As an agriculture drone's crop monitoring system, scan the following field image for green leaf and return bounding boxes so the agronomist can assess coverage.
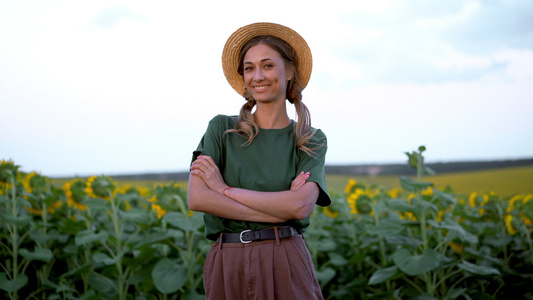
[393,248,440,275]
[1,214,32,226]
[92,252,118,265]
[349,252,366,264]
[317,239,337,252]
[83,198,109,211]
[388,199,415,213]
[88,273,116,295]
[167,228,185,241]
[180,289,206,300]
[126,267,151,285]
[78,290,97,300]
[152,258,187,294]
[405,151,419,169]
[42,278,77,293]
[0,272,28,293]
[59,263,92,278]
[368,266,398,285]
[41,278,60,289]
[134,232,170,248]
[385,235,422,248]
[427,219,478,243]
[366,218,403,237]
[372,202,388,216]
[19,247,53,263]
[483,235,512,247]
[399,176,433,192]
[432,189,456,206]
[468,292,496,300]
[62,243,78,255]
[462,248,500,265]
[414,199,439,216]
[415,295,438,300]
[444,288,467,300]
[315,267,336,286]
[423,166,436,176]
[75,230,109,246]
[163,212,202,232]
[56,282,77,293]
[29,230,53,244]
[328,253,348,266]
[458,260,500,276]
[119,208,152,224]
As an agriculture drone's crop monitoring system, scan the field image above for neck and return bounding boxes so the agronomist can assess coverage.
[253,101,291,129]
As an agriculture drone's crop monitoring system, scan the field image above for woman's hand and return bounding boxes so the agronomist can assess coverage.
[290,171,310,191]
[226,170,318,220]
[189,155,228,194]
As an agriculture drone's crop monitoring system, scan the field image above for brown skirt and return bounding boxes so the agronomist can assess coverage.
[203,230,324,300]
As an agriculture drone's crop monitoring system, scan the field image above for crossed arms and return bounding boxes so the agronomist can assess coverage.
[187,155,319,223]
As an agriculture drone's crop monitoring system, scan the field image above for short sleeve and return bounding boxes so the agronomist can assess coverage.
[191,115,228,168]
[298,129,331,207]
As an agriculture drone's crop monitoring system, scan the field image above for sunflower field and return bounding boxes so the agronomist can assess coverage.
[1,146,532,299]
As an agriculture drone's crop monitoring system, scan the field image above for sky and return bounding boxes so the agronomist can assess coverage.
[1,0,532,177]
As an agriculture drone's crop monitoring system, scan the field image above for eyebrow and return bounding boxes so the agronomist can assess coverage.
[244,58,275,65]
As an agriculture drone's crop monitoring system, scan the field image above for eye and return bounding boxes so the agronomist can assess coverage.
[264,64,273,69]
[244,66,253,72]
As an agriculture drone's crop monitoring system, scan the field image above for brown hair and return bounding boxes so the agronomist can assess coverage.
[225,35,320,156]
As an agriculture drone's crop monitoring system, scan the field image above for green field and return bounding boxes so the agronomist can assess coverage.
[53,165,533,197]
[7,163,533,299]
[326,165,533,196]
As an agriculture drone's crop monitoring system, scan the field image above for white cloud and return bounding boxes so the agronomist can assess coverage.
[493,49,533,81]
[414,1,481,28]
[429,47,492,71]
[1,0,532,176]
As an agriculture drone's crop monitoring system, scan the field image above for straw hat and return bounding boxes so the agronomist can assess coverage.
[222,22,313,96]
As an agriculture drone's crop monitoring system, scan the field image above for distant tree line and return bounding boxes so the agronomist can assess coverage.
[325,158,533,176]
[98,158,533,181]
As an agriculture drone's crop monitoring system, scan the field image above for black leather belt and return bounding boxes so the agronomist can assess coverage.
[216,226,298,243]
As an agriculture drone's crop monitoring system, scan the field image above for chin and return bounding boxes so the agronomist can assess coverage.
[252,94,268,102]
[255,98,276,104]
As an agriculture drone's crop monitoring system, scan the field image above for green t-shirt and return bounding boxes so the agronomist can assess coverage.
[192,114,331,241]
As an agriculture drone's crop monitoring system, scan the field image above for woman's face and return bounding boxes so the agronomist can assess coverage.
[242,43,293,104]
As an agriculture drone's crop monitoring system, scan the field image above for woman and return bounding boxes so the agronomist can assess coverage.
[188,22,331,300]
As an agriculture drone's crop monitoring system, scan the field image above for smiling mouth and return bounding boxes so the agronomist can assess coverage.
[253,85,269,91]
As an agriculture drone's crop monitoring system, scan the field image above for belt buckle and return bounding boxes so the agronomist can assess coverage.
[289,226,296,236]
[240,230,252,243]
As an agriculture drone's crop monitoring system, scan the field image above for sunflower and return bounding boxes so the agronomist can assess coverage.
[505,214,517,235]
[323,206,339,218]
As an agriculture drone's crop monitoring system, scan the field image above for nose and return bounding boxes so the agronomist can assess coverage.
[253,68,264,81]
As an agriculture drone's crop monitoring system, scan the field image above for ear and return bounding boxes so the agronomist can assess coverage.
[286,61,295,81]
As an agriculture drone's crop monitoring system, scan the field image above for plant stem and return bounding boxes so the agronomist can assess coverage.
[373,203,392,292]
[435,267,462,291]
[420,207,428,251]
[108,191,125,300]
[416,150,433,295]
[523,227,533,265]
[9,175,19,300]
[402,275,425,294]
[424,272,433,295]
[416,151,423,183]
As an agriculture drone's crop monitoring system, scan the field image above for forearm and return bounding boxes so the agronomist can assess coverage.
[187,175,286,223]
[188,155,318,221]
[224,182,319,220]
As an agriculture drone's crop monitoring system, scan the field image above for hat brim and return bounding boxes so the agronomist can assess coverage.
[222,22,312,96]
